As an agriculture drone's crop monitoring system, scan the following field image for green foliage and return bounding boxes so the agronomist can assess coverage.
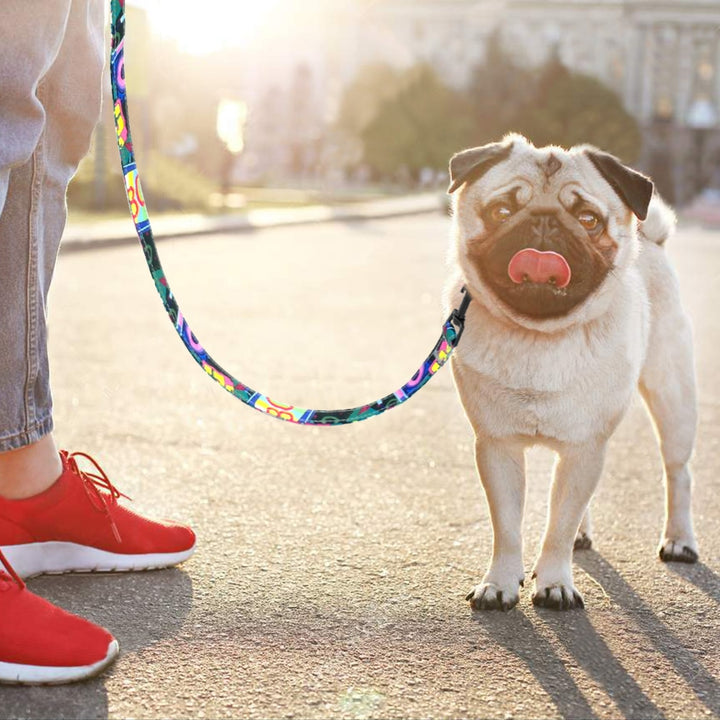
[141,151,218,210]
[341,64,473,180]
[68,146,217,213]
[513,60,642,163]
[336,63,406,137]
[338,36,643,180]
[464,32,537,146]
[146,42,230,180]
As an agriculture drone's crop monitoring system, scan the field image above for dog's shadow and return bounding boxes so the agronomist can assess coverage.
[473,610,603,719]
[573,553,720,717]
[474,606,665,720]
[476,553,720,720]
[664,559,720,604]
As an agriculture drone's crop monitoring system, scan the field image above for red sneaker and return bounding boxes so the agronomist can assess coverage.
[0,549,118,684]
[0,451,196,578]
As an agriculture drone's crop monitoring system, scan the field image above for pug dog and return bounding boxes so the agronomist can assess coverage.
[445,134,698,611]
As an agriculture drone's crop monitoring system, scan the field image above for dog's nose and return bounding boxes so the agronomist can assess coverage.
[529,213,565,248]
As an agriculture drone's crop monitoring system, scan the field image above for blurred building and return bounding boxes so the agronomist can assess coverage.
[340,0,720,202]
[118,0,719,202]
[499,0,720,203]
[339,0,502,89]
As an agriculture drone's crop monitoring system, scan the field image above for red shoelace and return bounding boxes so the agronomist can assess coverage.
[0,548,26,590]
[62,451,132,544]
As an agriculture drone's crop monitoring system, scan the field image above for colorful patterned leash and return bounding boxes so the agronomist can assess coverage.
[109,0,471,425]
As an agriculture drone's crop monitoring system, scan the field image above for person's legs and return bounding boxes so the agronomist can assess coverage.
[0,436,62,499]
[0,0,105,499]
[0,0,194,684]
[0,0,117,685]
[0,0,74,461]
[0,0,195,576]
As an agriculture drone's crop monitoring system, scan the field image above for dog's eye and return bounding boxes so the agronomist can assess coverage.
[577,211,600,231]
[488,203,513,224]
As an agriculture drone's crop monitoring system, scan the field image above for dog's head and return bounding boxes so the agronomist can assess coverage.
[448,134,655,330]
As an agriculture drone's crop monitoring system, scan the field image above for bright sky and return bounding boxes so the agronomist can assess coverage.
[134,0,342,55]
[142,0,283,54]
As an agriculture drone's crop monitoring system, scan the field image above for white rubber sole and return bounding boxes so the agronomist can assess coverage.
[1,541,196,579]
[0,639,119,685]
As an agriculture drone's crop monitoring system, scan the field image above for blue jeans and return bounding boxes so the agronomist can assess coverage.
[0,0,104,451]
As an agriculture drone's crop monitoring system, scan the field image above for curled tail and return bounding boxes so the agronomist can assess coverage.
[639,194,677,246]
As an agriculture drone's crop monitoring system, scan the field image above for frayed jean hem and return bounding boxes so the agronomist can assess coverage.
[0,415,54,453]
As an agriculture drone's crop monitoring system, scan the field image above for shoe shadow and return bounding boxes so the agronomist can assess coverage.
[0,683,108,720]
[473,610,600,720]
[27,567,194,653]
[1,568,193,720]
[573,552,720,718]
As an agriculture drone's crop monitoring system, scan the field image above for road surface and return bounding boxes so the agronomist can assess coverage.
[4,212,719,719]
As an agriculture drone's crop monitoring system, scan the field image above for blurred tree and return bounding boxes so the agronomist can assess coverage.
[337,36,640,184]
[336,63,405,137]
[357,64,473,181]
[144,40,235,191]
[464,31,537,146]
[515,55,642,163]
[464,41,641,162]
[288,63,319,178]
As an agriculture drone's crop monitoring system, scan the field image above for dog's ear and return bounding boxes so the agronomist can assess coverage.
[448,141,514,194]
[584,149,654,221]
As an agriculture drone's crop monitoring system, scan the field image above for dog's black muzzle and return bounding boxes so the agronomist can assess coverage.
[475,211,610,319]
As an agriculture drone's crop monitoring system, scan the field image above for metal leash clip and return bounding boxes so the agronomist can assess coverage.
[448,286,472,348]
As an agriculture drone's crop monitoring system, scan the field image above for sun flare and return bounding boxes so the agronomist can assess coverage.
[143,0,285,55]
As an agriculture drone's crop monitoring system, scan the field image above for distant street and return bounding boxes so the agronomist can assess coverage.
[4,212,719,719]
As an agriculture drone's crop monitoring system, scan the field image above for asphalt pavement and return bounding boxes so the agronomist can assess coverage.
[3,210,719,719]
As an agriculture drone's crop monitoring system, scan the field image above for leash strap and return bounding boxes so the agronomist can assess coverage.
[109,0,470,425]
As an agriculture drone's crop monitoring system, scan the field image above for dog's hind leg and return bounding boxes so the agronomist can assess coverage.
[639,345,698,562]
[574,507,593,551]
[466,437,526,612]
[639,374,698,562]
[639,248,698,563]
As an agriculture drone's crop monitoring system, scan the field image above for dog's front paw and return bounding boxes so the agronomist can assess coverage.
[466,580,522,612]
[659,538,698,564]
[531,579,584,610]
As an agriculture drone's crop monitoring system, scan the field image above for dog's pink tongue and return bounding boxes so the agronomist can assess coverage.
[508,249,571,288]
